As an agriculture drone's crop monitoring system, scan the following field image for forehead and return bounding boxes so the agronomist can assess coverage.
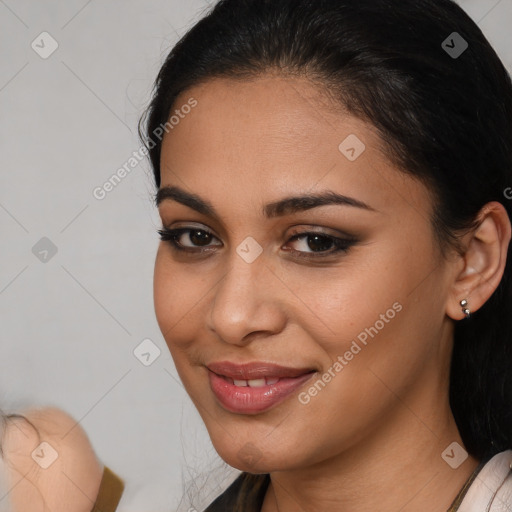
[163,74,370,165]
[159,75,431,220]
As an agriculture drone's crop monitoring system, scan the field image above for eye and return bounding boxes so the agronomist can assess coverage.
[284,232,356,258]
[157,227,221,250]
[158,225,357,260]
[288,233,338,253]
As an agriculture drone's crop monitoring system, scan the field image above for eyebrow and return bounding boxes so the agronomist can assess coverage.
[155,185,376,218]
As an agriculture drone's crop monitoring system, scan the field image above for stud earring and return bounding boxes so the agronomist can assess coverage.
[460,299,471,319]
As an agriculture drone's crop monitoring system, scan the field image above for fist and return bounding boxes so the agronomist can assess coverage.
[0,407,104,512]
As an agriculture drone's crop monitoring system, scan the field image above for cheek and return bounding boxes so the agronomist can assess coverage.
[153,249,206,350]
[290,254,404,347]
[293,239,439,385]
[153,250,174,334]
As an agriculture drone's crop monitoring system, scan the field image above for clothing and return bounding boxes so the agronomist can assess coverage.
[204,450,512,512]
[456,450,512,511]
[91,466,125,512]
[204,472,269,512]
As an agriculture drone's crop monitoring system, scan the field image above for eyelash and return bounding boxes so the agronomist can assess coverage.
[157,226,357,260]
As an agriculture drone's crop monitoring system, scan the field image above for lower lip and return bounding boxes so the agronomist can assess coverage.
[208,370,315,414]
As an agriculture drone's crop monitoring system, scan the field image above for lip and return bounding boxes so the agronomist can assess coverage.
[207,361,315,380]
[207,361,316,414]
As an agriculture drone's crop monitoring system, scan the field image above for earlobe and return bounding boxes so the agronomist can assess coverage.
[446,201,511,321]
[459,299,471,319]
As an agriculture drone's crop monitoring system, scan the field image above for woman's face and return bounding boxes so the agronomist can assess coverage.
[154,75,458,473]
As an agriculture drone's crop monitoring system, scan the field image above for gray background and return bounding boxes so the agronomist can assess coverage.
[1,0,511,510]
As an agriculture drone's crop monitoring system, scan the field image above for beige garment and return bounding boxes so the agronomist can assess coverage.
[456,450,512,512]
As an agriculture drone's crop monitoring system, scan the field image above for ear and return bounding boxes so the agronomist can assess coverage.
[446,201,511,321]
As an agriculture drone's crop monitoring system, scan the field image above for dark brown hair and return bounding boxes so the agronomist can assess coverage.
[140,0,512,465]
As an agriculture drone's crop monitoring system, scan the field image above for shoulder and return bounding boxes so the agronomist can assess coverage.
[458,450,512,511]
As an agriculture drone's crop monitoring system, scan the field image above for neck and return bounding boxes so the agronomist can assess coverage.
[261,385,479,512]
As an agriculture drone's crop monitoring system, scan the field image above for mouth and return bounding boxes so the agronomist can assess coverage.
[206,361,317,414]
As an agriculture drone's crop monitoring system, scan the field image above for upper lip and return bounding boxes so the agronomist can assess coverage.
[207,361,316,380]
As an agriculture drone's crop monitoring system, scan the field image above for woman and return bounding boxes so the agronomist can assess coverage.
[140,0,512,510]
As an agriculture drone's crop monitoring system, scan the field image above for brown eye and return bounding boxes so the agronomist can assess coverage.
[157,226,356,260]
[305,234,335,252]
[188,229,213,246]
[287,233,354,255]
[157,227,222,250]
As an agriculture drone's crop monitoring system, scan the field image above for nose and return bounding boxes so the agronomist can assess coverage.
[206,249,287,346]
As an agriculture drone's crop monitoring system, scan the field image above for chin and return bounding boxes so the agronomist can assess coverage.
[210,435,298,473]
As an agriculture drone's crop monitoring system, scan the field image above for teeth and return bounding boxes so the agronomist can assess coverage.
[230,377,281,387]
[247,378,266,388]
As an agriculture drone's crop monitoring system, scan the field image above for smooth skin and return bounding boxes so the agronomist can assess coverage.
[153,74,511,512]
[1,407,104,512]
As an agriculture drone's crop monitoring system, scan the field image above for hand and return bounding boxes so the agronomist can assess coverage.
[1,407,104,512]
